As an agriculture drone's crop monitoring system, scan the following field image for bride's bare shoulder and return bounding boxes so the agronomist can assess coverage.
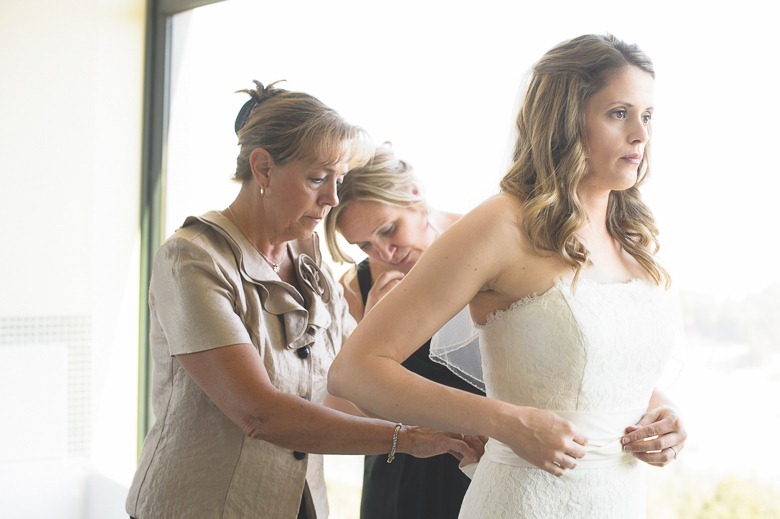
[432,193,532,278]
[456,193,524,230]
[478,192,523,212]
[425,193,526,270]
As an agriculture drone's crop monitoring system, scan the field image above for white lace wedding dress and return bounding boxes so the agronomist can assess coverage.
[458,278,678,518]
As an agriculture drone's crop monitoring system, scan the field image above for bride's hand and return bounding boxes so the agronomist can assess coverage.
[621,405,686,467]
[502,406,588,477]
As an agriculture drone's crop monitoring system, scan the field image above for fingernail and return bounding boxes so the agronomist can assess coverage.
[621,437,630,445]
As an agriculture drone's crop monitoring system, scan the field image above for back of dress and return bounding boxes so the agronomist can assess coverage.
[459,278,678,519]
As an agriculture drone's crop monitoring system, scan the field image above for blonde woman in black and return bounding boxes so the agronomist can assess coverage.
[324,145,486,519]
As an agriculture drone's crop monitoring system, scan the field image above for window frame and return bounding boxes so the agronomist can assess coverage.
[138,0,228,449]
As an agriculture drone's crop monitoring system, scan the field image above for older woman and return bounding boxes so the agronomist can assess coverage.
[125,81,480,519]
[329,35,688,518]
[323,145,486,519]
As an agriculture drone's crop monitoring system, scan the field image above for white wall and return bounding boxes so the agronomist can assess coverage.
[0,0,146,517]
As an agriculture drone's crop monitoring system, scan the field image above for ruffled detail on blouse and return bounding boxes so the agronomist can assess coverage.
[184,211,334,351]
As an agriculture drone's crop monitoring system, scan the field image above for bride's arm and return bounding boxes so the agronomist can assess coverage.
[329,195,587,476]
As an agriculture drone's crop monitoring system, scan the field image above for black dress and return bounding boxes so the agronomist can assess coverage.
[355,259,485,519]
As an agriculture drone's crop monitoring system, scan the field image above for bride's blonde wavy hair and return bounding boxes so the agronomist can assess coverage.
[501,33,670,287]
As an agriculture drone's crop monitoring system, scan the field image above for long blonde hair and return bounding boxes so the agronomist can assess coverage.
[501,34,669,286]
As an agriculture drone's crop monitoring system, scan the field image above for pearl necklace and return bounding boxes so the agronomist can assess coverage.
[226,206,286,273]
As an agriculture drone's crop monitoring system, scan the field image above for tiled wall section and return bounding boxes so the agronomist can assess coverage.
[0,315,91,457]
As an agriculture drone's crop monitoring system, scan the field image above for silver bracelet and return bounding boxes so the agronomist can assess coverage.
[386,423,403,463]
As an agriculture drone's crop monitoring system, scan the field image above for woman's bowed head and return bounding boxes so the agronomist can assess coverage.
[229,80,375,249]
[329,34,686,517]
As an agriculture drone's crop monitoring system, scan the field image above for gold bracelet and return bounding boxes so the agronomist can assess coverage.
[386,423,403,464]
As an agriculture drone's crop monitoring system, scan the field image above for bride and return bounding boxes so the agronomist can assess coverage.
[329,34,687,518]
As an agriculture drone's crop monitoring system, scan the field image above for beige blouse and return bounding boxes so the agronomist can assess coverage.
[126,211,356,519]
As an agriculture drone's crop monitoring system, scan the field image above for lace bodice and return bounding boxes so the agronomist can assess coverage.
[478,278,676,412]
[459,278,679,518]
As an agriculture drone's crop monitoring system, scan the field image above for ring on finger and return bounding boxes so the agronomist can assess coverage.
[460,433,465,441]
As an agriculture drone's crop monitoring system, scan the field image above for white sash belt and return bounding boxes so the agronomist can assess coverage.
[462,408,645,477]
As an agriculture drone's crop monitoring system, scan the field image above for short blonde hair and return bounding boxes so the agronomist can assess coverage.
[324,144,424,263]
[233,80,372,182]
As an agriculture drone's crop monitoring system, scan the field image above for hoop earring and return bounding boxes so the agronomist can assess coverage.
[260,185,265,198]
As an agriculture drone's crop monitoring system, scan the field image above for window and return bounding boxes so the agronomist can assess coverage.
[145,1,780,517]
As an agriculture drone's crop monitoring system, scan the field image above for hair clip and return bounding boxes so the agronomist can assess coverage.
[234,97,260,134]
